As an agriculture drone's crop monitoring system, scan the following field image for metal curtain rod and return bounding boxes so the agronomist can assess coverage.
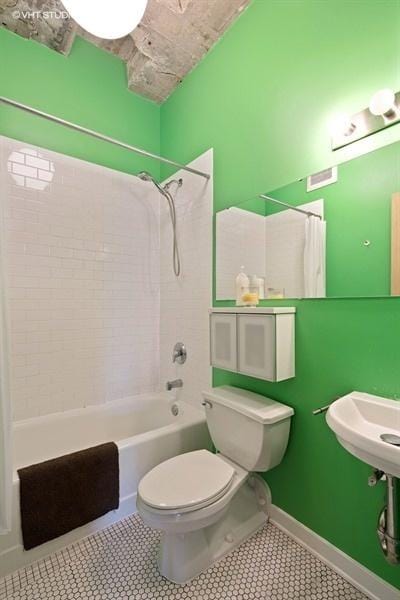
[0,96,210,180]
[259,194,322,220]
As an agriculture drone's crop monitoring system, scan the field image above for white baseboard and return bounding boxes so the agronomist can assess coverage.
[269,504,399,600]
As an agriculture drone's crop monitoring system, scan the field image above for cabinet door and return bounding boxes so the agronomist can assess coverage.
[237,315,275,380]
[210,313,237,371]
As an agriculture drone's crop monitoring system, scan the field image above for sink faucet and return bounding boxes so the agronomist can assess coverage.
[166,379,183,391]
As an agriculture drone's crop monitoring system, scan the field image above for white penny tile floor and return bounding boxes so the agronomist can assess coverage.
[0,515,369,600]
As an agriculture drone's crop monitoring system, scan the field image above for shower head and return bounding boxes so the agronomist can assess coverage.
[137,171,153,182]
[137,171,183,191]
[137,171,164,193]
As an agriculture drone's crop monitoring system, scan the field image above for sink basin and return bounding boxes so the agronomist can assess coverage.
[326,391,400,477]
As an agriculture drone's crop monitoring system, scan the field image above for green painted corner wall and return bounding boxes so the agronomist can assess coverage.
[161,0,400,589]
[0,29,160,178]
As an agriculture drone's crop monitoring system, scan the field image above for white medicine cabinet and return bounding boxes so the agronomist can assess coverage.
[210,308,295,382]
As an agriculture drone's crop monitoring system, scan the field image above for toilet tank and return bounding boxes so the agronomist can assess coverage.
[202,386,294,472]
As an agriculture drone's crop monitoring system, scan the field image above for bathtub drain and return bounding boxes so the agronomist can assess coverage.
[171,403,179,417]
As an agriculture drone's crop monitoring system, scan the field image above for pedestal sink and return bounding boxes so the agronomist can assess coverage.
[326,391,400,565]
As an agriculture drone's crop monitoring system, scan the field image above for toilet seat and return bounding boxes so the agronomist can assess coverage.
[138,450,235,513]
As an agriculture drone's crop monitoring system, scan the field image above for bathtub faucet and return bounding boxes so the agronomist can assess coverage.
[166,379,183,391]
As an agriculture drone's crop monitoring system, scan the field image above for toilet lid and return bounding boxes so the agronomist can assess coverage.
[138,450,235,511]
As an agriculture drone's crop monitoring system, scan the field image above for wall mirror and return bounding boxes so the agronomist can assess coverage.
[216,140,400,299]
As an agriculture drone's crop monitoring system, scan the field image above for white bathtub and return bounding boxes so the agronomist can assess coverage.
[0,393,212,577]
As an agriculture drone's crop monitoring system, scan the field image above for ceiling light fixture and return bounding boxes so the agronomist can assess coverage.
[369,88,399,122]
[62,0,148,40]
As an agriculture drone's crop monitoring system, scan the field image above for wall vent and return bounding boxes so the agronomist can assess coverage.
[307,166,338,192]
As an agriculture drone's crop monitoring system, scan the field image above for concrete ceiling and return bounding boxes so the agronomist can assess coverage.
[0,0,250,103]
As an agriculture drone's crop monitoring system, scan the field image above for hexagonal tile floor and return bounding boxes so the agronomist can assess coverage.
[0,515,368,599]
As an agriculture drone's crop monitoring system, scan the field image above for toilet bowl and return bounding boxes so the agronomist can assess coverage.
[137,451,244,531]
[137,386,294,583]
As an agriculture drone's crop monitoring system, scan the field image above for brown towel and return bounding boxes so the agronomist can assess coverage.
[18,442,119,550]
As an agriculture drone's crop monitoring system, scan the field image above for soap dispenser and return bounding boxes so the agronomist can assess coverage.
[235,266,249,306]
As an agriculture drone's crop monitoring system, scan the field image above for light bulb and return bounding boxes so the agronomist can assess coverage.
[62,0,148,40]
[369,88,398,120]
[329,113,356,138]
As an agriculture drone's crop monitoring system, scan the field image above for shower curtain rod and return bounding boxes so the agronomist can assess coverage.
[259,194,322,219]
[0,96,210,180]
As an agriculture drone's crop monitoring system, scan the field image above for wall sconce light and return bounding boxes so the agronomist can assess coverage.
[330,88,400,150]
[369,88,399,123]
[329,113,357,138]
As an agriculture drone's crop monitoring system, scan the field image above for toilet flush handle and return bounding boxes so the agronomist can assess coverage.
[202,400,213,409]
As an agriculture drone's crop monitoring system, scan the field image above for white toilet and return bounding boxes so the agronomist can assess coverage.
[136,385,294,583]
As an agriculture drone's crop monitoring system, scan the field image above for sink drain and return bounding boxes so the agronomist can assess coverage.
[380,433,400,446]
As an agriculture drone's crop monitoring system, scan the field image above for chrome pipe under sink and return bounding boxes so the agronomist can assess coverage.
[377,475,400,565]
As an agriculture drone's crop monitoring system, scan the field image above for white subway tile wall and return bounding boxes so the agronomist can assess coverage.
[216,207,266,300]
[7,148,55,191]
[0,137,161,420]
[216,200,324,300]
[264,199,324,298]
[159,150,213,408]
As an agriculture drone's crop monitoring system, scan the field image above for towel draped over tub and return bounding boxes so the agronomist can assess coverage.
[18,442,119,550]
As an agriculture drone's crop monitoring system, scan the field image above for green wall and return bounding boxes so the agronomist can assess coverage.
[268,141,400,297]
[2,0,400,590]
[0,29,160,179]
[161,0,400,589]
[217,140,400,298]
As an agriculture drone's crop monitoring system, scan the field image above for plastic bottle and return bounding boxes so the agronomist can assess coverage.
[235,266,249,306]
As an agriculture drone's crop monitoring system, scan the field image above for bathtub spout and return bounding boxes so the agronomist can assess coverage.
[166,379,183,391]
